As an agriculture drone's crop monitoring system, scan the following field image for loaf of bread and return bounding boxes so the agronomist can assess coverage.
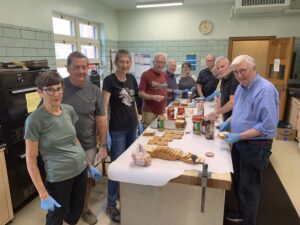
[148,146,204,164]
[132,144,152,167]
[175,119,185,128]
[143,130,155,136]
[172,101,180,106]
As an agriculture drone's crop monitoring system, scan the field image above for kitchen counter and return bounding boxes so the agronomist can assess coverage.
[108,102,232,225]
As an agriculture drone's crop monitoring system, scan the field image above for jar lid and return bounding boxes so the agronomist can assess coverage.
[192,115,203,121]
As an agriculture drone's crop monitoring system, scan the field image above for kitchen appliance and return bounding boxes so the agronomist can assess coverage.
[0,69,46,210]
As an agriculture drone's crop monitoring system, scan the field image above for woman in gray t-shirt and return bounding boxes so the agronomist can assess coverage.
[24,71,100,225]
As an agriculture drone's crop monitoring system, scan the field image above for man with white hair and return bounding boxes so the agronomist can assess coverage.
[219,55,279,225]
[207,56,239,121]
[139,52,168,128]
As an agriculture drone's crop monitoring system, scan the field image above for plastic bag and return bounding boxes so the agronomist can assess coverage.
[131,144,152,167]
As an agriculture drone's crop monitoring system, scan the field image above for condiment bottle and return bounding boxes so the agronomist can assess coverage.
[202,118,209,134]
[177,106,185,116]
[205,119,215,139]
[157,115,165,132]
[188,91,193,103]
[192,115,203,135]
[197,97,205,116]
[167,106,175,120]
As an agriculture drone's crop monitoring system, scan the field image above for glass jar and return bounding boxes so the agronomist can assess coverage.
[188,91,193,103]
[202,118,209,134]
[205,119,215,140]
[195,97,205,116]
[177,106,185,116]
[192,115,203,135]
[167,106,175,120]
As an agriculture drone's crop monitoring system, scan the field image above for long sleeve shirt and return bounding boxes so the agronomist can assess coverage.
[231,74,279,139]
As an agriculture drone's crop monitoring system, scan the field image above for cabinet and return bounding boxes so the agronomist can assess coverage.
[0,145,13,225]
[286,97,300,141]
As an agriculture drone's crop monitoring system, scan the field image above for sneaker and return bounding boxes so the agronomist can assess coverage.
[225,212,243,223]
[81,208,98,225]
[106,206,120,223]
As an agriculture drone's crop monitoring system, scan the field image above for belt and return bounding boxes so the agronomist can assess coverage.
[239,139,273,145]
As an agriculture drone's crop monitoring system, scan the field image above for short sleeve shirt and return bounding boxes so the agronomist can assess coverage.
[24,104,87,182]
[62,77,105,150]
[139,69,168,115]
[102,73,138,131]
[220,71,239,120]
[196,68,219,97]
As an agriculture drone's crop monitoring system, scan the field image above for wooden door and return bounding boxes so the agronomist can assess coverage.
[228,36,275,76]
[265,37,295,120]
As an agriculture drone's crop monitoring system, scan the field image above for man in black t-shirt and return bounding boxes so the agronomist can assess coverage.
[207,56,239,121]
[196,54,218,97]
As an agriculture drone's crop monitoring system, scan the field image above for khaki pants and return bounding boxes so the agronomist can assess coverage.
[142,112,157,129]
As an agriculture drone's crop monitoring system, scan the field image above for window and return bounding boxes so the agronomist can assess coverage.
[55,43,75,59]
[79,23,97,39]
[52,12,101,76]
[52,17,74,36]
[81,45,98,59]
[186,55,197,70]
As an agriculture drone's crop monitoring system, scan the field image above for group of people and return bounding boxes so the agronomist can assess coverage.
[25,50,140,225]
[24,49,278,225]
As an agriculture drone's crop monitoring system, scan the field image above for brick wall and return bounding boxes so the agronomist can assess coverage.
[0,23,56,69]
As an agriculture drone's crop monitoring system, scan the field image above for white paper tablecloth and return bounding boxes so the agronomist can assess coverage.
[108,101,233,186]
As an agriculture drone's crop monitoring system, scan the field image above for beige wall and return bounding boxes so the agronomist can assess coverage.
[0,0,119,40]
[117,3,300,41]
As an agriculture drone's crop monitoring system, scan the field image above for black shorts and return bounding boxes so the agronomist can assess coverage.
[45,168,88,225]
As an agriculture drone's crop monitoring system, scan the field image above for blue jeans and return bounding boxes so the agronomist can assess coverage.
[107,129,136,207]
[231,140,272,225]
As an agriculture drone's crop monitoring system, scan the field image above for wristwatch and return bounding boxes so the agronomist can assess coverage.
[99,143,107,148]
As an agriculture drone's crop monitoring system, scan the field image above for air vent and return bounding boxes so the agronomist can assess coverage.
[241,0,287,7]
[233,0,290,14]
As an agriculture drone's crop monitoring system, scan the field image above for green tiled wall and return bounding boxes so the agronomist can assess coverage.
[118,39,228,76]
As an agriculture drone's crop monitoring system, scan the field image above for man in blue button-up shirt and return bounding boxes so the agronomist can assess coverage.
[219,55,279,225]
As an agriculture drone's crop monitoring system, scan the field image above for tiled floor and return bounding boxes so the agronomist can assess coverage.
[270,139,300,217]
[8,140,300,225]
[9,177,118,225]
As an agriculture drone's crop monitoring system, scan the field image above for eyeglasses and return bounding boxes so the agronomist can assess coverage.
[233,68,248,76]
[43,87,63,95]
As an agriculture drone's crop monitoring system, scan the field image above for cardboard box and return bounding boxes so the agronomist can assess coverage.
[276,128,296,141]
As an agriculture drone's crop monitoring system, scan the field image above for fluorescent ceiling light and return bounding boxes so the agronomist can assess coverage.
[136,1,183,8]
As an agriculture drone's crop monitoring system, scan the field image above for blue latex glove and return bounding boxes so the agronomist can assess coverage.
[89,165,102,181]
[224,133,240,144]
[106,132,111,150]
[219,120,231,131]
[191,86,196,93]
[41,196,61,212]
[137,122,144,136]
[182,89,189,94]
[173,89,181,95]
[205,90,220,101]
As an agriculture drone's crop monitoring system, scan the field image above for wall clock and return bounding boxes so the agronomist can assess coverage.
[199,20,213,35]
